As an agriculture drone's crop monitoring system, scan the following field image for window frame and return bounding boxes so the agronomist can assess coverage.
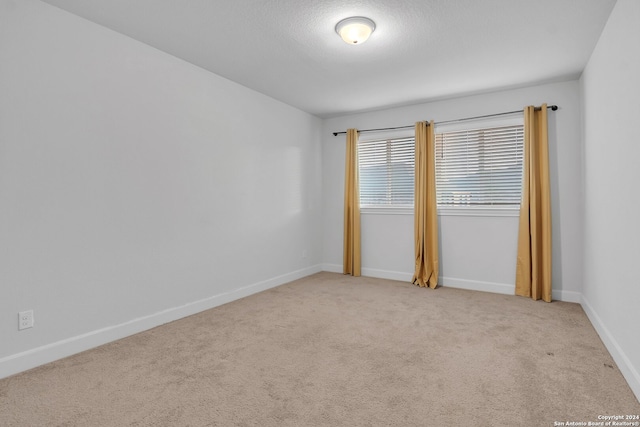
[356,115,524,217]
[358,129,415,215]
[434,114,524,217]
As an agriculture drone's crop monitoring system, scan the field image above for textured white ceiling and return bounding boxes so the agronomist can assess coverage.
[39,0,616,118]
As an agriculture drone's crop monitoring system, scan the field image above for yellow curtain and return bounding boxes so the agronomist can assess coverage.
[412,121,439,289]
[343,128,361,276]
[515,105,552,302]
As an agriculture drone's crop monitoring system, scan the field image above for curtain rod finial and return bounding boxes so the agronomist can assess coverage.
[550,105,558,111]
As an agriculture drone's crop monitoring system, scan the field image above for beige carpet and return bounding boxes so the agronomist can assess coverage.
[1,272,638,426]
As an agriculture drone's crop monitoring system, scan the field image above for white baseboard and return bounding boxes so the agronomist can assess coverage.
[321,263,342,274]
[581,295,640,402]
[441,276,583,303]
[362,268,413,282]
[0,265,322,380]
[323,265,581,303]
[440,276,514,295]
[320,264,412,282]
[323,266,514,295]
[552,289,582,303]
[323,265,514,295]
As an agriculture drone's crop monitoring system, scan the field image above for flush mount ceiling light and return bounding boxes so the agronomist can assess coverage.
[335,16,376,45]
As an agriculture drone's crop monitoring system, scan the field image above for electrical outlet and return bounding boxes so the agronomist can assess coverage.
[18,310,34,330]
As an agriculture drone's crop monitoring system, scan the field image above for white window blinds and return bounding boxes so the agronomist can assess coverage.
[435,124,524,206]
[358,137,415,207]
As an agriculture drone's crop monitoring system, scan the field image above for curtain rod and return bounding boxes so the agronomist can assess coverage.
[331,105,558,136]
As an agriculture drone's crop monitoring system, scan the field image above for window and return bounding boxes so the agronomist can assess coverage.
[356,120,524,211]
[358,137,414,207]
[435,124,524,207]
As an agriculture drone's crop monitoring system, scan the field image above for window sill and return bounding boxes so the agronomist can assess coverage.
[360,206,521,217]
[437,206,520,217]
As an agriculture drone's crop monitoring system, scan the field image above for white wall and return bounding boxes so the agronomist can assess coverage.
[0,0,322,377]
[322,81,583,302]
[579,0,640,401]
